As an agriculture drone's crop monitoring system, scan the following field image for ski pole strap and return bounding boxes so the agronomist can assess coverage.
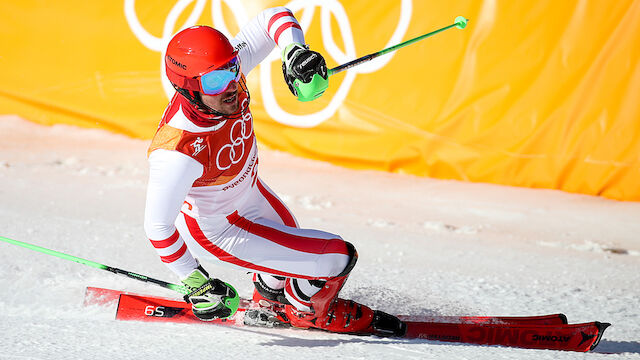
[0,235,188,294]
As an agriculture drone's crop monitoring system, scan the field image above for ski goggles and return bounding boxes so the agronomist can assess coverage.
[198,57,241,95]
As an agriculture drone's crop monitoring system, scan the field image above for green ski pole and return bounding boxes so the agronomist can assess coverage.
[328,16,469,76]
[295,16,468,101]
[0,235,188,294]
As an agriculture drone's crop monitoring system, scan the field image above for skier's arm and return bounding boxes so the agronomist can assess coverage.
[233,7,328,100]
[145,150,240,320]
[232,7,305,75]
[144,149,202,278]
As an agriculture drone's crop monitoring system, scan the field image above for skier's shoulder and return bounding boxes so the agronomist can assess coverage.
[147,124,211,167]
[149,98,219,160]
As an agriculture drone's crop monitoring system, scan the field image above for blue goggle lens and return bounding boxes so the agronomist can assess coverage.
[200,58,240,95]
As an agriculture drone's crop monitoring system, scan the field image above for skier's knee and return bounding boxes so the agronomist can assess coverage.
[320,240,358,278]
[310,239,358,280]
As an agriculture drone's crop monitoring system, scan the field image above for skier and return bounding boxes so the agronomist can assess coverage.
[144,7,377,334]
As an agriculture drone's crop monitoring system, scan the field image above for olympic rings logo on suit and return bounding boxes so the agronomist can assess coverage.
[124,0,412,128]
[216,98,254,170]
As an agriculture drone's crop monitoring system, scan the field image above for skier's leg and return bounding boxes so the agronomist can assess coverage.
[176,210,352,281]
[242,178,373,332]
[282,240,356,313]
[177,210,373,332]
[176,178,373,332]
[246,177,299,228]
[245,178,298,304]
[281,242,375,333]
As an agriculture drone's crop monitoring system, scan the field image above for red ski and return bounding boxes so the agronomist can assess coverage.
[86,287,609,352]
[397,313,568,326]
[402,319,609,352]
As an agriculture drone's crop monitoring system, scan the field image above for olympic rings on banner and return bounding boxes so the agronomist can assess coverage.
[124,0,412,128]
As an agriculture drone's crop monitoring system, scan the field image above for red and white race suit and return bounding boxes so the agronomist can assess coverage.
[144,7,350,311]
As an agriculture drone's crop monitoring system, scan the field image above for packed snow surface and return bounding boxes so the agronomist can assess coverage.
[1,115,639,359]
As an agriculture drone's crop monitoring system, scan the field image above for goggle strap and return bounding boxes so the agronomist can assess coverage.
[183,77,201,91]
[166,65,201,91]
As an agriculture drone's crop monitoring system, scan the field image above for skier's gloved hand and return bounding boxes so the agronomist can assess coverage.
[181,266,239,321]
[281,42,329,102]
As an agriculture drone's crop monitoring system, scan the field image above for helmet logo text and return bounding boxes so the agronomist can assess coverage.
[167,54,187,70]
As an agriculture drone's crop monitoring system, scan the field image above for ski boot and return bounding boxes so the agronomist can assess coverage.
[285,298,374,334]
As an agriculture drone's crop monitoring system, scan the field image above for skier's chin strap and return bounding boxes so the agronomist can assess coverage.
[309,242,358,318]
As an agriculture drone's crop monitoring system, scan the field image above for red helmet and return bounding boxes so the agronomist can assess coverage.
[165,26,240,115]
[165,26,237,91]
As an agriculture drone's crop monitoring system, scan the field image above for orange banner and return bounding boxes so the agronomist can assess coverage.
[1,1,638,200]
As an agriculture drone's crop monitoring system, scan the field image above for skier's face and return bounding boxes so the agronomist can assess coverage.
[201,80,239,115]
